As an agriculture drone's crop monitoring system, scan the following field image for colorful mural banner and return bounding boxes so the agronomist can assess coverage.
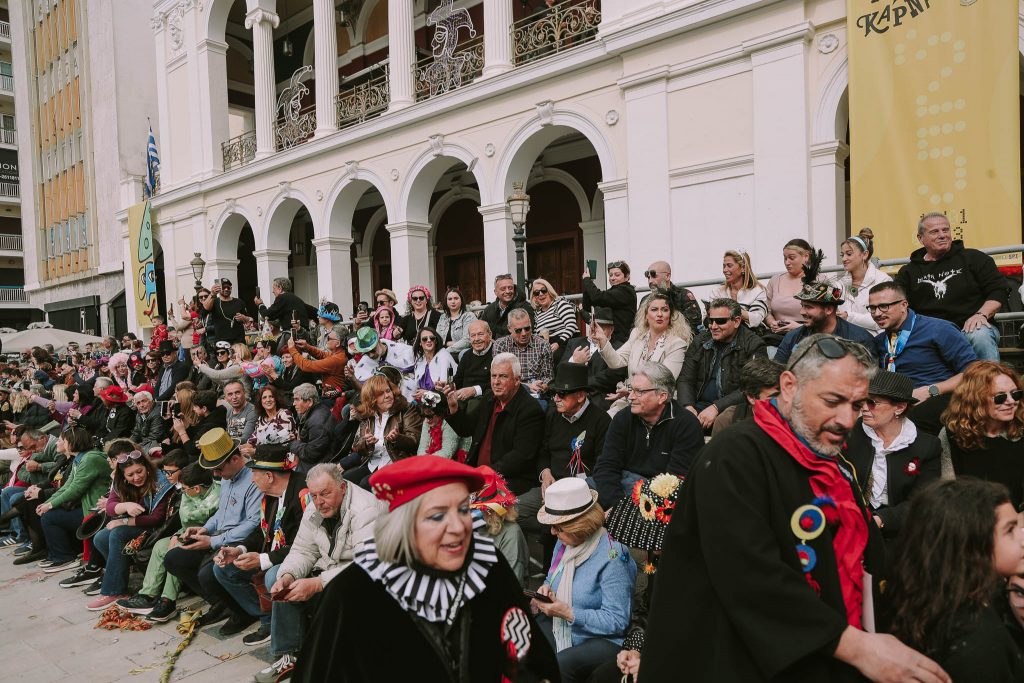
[127,201,158,328]
[847,0,1021,263]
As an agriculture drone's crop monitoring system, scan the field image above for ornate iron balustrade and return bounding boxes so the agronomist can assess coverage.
[413,34,484,101]
[512,0,601,66]
[336,65,390,130]
[221,130,256,170]
[275,103,316,151]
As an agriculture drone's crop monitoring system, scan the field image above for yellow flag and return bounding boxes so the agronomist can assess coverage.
[847,0,1020,263]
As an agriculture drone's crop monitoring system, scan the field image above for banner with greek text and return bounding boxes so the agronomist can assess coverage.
[127,201,158,328]
[847,0,1020,263]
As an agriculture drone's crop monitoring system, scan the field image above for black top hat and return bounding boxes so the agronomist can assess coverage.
[581,307,615,326]
[868,370,918,405]
[158,340,177,355]
[550,363,589,393]
[76,511,109,540]
[250,443,298,472]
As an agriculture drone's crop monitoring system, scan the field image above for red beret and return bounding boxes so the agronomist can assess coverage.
[369,456,486,512]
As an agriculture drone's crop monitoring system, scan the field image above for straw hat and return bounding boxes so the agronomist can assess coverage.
[537,477,598,526]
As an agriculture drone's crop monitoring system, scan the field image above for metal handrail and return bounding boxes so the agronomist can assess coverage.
[0,182,20,198]
[511,0,601,66]
[0,233,22,251]
[0,286,27,303]
[336,65,390,130]
[413,34,484,101]
[0,22,10,41]
[0,127,16,145]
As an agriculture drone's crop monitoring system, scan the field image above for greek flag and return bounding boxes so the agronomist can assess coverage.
[144,124,160,197]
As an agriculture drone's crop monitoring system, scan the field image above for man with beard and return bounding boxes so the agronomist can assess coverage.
[641,335,950,683]
[773,281,875,365]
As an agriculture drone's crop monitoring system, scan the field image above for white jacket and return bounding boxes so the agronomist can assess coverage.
[839,262,891,334]
[277,481,386,585]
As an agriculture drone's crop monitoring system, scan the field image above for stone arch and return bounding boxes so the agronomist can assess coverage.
[527,168,591,223]
[358,0,389,44]
[813,54,849,144]
[203,0,242,44]
[323,168,395,241]
[399,142,488,223]
[494,108,617,202]
[360,206,390,256]
[213,205,259,260]
[263,189,319,251]
[428,187,483,246]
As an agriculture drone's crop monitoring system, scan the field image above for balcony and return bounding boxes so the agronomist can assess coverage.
[275,103,316,152]
[512,0,601,66]
[0,286,27,304]
[336,65,390,131]
[221,130,256,171]
[0,64,12,95]
[0,233,22,253]
[0,127,15,146]
[0,182,19,199]
[413,34,484,102]
[0,21,10,42]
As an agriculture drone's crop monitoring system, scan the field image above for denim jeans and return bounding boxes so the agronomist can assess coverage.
[965,325,1000,361]
[212,561,268,627]
[39,507,84,563]
[265,564,318,657]
[1,486,26,541]
[93,524,146,595]
[535,613,622,683]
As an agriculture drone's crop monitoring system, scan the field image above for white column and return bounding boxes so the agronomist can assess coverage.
[597,180,629,270]
[253,249,291,291]
[312,236,354,313]
[388,0,415,110]
[751,39,812,259]
[810,141,850,260]
[196,39,230,176]
[204,258,241,285]
[478,203,516,291]
[386,222,431,303]
[245,7,280,159]
[312,0,339,137]
[151,18,173,186]
[355,255,374,304]
[427,245,438,296]
[579,219,607,288]
[483,0,513,77]
[623,75,672,271]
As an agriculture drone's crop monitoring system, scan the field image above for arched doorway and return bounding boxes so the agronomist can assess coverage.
[434,197,485,302]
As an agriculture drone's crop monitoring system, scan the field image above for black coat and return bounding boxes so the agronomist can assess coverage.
[843,419,940,537]
[97,404,136,445]
[453,346,493,395]
[293,550,560,683]
[155,357,192,402]
[678,325,767,412]
[641,417,885,682]
[183,406,228,459]
[239,470,307,566]
[399,309,442,345]
[561,337,627,404]
[446,385,544,495]
[290,403,337,472]
[581,278,637,346]
[259,291,310,328]
[480,295,535,339]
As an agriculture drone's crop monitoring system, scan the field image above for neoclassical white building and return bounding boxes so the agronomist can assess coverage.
[128,0,1024,334]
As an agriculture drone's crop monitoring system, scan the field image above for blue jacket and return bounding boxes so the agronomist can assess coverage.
[774,317,877,365]
[203,465,263,550]
[871,310,977,387]
[546,532,636,647]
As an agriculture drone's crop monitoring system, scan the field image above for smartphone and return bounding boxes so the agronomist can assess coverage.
[255,286,261,298]
[272,586,293,602]
[523,589,553,603]
[357,302,369,314]
[586,259,598,278]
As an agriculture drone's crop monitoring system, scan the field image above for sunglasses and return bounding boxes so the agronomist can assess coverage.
[216,349,230,354]
[419,336,437,343]
[410,295,426,302]
[162,466,180,475]
[553,390,578,398]
[198,295,209,300]
[375,299,390,306]
[644,270,667,279]
[607,261,626,270]
[866,299,906,314]
[532,288,548,296]
[993,390,1024,405]
[788,336,849,371]
[146,359,160,364]
[116,449,145,464]
[512,325,532,334]
[707,316,737,326]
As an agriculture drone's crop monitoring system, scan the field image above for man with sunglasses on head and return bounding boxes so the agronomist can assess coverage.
[202,278,246,346]
[678,298,767,431]
[642,261,703,335]
[643,335,951,683]
[480,273,535,339]
[492,308,554,397]
[867,281,977,435]
[773,281,876,366]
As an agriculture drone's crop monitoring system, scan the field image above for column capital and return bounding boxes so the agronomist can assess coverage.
[597,179,628,199]
[312,236,354,249]
[245,7,280,30]
[386,221,432,238]
[478,203,511,219]
[578,219,606,235]
[354,255,374,267]
[810,140,850,166]
[252,248,291,261]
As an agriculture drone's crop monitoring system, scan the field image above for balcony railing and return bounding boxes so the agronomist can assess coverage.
[413,34,484,101]
[0,233,22,251]
[0,65,12,93]
[221,130,256,171]
[0,127,15,146]
[512,0,601,66]
[0,286,27,304]
[336,65,390,130]
[0,21,10,41]
[275,103,316,152]
[0,182,19,198]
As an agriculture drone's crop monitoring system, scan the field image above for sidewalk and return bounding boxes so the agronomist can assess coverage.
[0,551,273,682]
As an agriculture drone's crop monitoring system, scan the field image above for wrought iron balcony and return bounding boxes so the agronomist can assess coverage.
[512,0,601,66]
[413,34,484,101]
[336,65,390,130]
[221,130,256,171]
[275,103,316,151]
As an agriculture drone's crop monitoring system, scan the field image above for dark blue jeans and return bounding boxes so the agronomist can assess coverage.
[212,561,268,627]
[536,613,622,683]
[1,486,26,541]
[39,506,84,563]
[93,524,146,595]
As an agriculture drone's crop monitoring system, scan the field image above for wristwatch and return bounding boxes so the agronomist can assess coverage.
[927,385,940,398]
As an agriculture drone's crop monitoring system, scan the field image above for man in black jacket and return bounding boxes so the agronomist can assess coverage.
[679,298,767,430]
[592,361,703,509]
[288,384,336,472]
[894,212,1009,361]
[255,277,309,331]
[444,352,544,495]
[211,443,309,643]
[562,307,628,412]
[155,340,192,402]
[451,320,494,401]
[479,274,535,339]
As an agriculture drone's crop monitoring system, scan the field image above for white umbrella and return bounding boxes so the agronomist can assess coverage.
[0,328,105,354]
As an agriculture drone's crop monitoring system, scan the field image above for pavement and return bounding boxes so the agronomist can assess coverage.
[0,550,274,683]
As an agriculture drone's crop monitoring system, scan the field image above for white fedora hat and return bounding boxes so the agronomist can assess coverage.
[537,477,598,526]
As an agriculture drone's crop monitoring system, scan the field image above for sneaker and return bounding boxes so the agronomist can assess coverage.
[0,535,20,547]
[12,542,33,557]
[86,594,127,611]
[42,557,81,574]
[254,654,297,683]
[146,597,178,623]
[82,578,103,596]
[37,558,54,568]
[59,565,102,588]
[242,624,271,646]
[218,613,257,637]
[11,549,45,565]
[116,593,156,615]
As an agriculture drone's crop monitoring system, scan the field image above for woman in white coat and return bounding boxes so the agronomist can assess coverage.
[412,326,458,398]
[838,228,891,334]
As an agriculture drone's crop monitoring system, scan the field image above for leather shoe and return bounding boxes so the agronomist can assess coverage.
[12,549,46,565]
[218,613,257,637]
[196,602,229,627]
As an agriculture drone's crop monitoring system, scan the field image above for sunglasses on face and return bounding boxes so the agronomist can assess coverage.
[376,299,390,306]
[410,296,426,302]
[532,288,548,296]
[993,390,1024,405]
[866,299,906,314]
[861,398,893,411]
[644,270,667,279]
[512,325,532,334]
[553,390,577,398]
[419,336,437,343]
[116,450,144,464]
[198,295,209,300]
[216,350,230,355]
[162,467,180,475]
[707,317,737,326]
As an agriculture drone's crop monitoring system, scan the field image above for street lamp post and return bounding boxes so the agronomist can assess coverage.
[190,253,206,296]
[506,181,531,292]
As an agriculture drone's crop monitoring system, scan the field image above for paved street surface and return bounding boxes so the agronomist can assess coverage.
[0,551,272,683]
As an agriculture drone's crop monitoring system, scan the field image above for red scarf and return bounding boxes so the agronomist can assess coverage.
[754,400,868,627]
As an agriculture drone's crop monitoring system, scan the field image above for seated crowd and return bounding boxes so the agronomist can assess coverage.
[0,210,1022,683]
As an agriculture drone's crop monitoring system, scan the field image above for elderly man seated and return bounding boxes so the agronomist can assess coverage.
[252,463,385,683]
[288,383,337,472]
[492,308,554,397]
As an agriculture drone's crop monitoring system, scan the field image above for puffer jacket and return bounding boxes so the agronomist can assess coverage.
[277,482,385,586]
[677,324,767,412]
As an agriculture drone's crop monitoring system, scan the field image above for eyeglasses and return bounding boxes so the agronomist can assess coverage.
[216,350,230,355]
[993,389,1024,405]
[511,325,532,334]
[419,336,437,343]
[146,359,160,364]
[410,295,426,302]
[375,299,390,306]
[707,317,737,326]
[162,466,180,475]
[644,270,668,279]
[866,299,906,314]
[553,390,579,398]
[198,295,209,300]
[861,397,894,411]
[532,288,548,296]
[788,336,849,371]
[115,449,144,464]
[626,385,660,396]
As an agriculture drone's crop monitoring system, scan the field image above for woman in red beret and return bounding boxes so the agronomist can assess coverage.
[292,455,560,683]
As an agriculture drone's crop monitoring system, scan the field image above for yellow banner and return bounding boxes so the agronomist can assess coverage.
[127,201,158,328]
[847,0,1020,264]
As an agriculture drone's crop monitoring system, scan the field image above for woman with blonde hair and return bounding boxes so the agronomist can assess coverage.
[195,341,253,395]
[531,277,580,360]
[708,249,768,328]
[940,360,1024,508]
[765,238,814,335]
[342,374,423,489]
[838,228,890,333]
